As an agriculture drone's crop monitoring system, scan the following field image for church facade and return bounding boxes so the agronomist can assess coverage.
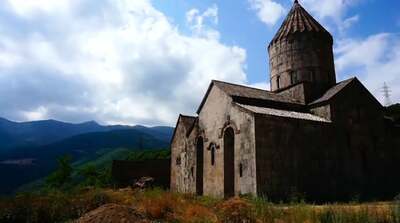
[170,1,400,201]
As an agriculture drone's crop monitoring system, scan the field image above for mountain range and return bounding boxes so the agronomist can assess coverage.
[0,118,174,195]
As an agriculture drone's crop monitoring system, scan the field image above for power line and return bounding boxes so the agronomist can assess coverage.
[381,82,392,106]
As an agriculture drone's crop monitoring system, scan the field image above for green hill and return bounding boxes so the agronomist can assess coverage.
[0,128,172,195]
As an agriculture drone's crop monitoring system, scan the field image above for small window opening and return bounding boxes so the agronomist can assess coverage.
[176,157,181,166]
[290,71,298,85]
[346,132,351,149]
[357,107,361,120]
[190,167,194,177]
[239,163,243,178]
[276,76,281,89]
[310,70,315,81]
[210,144,216,166]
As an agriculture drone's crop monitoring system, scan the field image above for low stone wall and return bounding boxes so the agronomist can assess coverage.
[112,159,170,188]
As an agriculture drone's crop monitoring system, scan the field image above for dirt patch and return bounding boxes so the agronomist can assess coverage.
[75,203,150,223]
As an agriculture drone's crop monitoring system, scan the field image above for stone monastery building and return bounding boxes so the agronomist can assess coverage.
[170,0,400,201]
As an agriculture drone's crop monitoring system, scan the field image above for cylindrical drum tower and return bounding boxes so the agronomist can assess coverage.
[268,1,336,95]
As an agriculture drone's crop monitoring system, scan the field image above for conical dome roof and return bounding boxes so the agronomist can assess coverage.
[269,0,332,46]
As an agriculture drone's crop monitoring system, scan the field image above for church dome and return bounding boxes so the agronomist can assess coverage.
[269,0,333,47]
[267,0,336,101]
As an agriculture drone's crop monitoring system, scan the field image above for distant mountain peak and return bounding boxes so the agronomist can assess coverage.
[81,120,100,126]
[0,117,15,123]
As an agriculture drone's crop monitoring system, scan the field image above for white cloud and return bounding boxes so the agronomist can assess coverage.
[301,0,358,21]
[335,33,400,105]
[186,4,219,39]
[0,0,248,125]
[299,0,360,36]
[21,106,48,121]
[248,0,285,26]
[6,0,72,17]
[340,14,359,32]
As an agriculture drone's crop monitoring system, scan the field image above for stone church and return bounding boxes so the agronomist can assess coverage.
[170,0,400,201]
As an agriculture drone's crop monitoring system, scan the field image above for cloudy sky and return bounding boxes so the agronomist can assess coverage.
[0,0,399,126]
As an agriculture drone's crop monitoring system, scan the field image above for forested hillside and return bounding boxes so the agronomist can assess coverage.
[0,117,173,195]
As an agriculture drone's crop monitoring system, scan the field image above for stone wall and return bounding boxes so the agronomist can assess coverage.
[254,114,337,201]
[268,33,336,99]
[276,82,319,104]
[328,80,400,200]
[254,81,400,202]
[170,118,196,193]
[310,104,331,120]
[198,86,257,197]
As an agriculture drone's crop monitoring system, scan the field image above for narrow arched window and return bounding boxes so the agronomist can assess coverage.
[210,144,216,166]
[355,106,362,123]
[276,76,281,89]
[290,71,297,85]
[239,163,243,177]
[310,70,316,81]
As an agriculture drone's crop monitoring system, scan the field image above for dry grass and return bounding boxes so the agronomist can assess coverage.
[0,188,399,223]
[217,197,256,223]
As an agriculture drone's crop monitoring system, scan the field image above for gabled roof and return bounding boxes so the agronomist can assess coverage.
[170,114,197,144]
[309,77,383,109]
[179,115,197,131]
[236,103,330,123]
[197,80,304,114]
[309,78,356,106]
[269,0,332,46]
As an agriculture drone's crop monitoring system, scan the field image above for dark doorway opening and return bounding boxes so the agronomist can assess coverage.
[224,127,235,198]
[196,137,204,195]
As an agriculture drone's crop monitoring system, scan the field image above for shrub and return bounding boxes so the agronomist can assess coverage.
[180,204,217,223]
[195,195,221,207]
[137,188,177,220]
[392,197,400,223]
[217,197,256,223]
[249,196,282,223]
[0,189,112,223]
[318,206,389,223]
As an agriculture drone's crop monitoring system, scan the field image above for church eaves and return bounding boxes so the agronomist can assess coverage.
[196,80,305,114]
[236,103,330,123]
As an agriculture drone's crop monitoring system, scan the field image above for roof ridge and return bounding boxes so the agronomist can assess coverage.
[197,80,305,114]
[212,80,272,93]
[338,77,357,83]
[179,114,197,119]
[308,77,357,106]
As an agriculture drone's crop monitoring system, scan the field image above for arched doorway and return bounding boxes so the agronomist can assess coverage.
[224,127,235,198]
[196,137,204,195]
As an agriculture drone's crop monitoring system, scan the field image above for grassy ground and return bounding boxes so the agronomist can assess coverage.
[0,188,399,223]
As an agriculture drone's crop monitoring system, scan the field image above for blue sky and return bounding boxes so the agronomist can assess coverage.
[153,0,400,83]
[0,0,399,126]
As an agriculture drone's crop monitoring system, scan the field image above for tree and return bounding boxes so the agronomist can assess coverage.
[78,164,113,187]
[46,155,73,188]
[79,164,100,187]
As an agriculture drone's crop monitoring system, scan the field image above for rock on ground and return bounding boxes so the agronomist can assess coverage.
[75,203,150,223]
